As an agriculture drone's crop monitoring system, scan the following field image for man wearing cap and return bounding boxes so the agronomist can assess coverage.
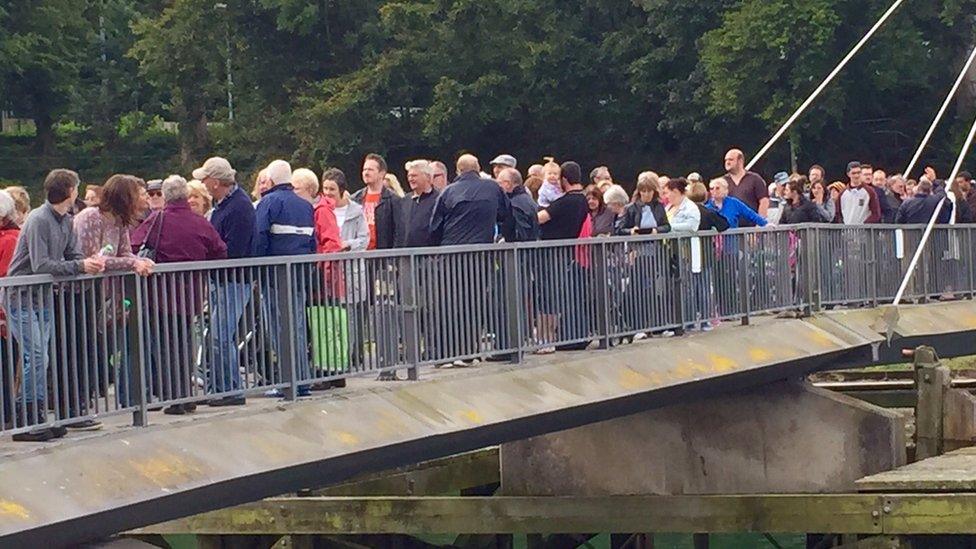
[836,161,881,225]
[722,149,769,226]
[146,179,165,213]
[192,156,256,405]
[489,154,517,179]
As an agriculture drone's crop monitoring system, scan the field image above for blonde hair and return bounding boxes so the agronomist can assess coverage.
[252,169,270,201]
[292,168,320,197]
[5,186,30,222]
[688,182,708,203]
[187,179,213,212]
[384,173,405,197]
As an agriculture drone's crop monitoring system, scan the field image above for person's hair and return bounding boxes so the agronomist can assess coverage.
[292,168,320,197]
[635,174,661,203]
[405,159,434,177]
[687,182,708,203]
[861,163,874,171]
[44,169,80,204]
[525,176,543,201]
[431,161,448,175]
[187,180,213,211]
[542,158,561,175]
[793,175,810,191]
[959,171,973,181]
[709,177,729,191]
[322,168,348,193]
[365,153,388,173]
[98,174,142,226]
[810,179,826,193]
[786,180,804,198]
[809,164,825,177]
[500,167,523,188]
[590,166,610,183]
[5,186,30,216]
[917,179,933,194]
[585,184,605,212]
[602,184,629,207]
[666,177,689,195]
[162,175,189,202]
[384,173,405,197]
[560,161,582,185]
[85,184,102,199]
[0,190,15,224]
[252,169,269,201]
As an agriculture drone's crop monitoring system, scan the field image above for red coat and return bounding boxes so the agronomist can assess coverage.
[0,225,20,277]
[313,196,342,254]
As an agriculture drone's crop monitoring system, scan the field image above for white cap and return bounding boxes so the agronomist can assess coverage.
[266,160,292,186]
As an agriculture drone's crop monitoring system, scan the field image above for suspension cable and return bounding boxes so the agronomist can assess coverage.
[903,46,976,178]
[747,0,907,170]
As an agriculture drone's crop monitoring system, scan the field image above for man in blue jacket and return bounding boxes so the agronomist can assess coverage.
[196,156,257,406]
[255,160,316,396]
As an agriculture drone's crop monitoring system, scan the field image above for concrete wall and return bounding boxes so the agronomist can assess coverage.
[500,382,906,495]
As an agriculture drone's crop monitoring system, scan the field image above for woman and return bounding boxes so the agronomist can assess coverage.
[688,182,728,232]
[186,180,213,219]
[586,185,616,236]
[384,173,406,198]
[132,175,227,415]
[251,168,272,206]
[71,175,155,426]
[664,178,700,232]
[84,185,102,208]
[5,186,29,227]
[320,169,370,374]
[0,190,20,427]
[810,179,834,223]
[616,173,670,235]
[950,178,974,223]
[292,168,320,204]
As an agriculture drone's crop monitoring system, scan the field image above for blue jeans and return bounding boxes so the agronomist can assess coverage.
[262,283,310,384]
[208,281,251,395]
[8,306,52,405]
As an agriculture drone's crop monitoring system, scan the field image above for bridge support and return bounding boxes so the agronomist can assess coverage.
[500,381,906,496]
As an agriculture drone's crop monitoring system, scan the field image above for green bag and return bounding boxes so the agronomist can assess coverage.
[307,305,349,374]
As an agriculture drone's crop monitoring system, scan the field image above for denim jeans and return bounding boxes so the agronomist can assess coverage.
[7,306,52,405]
[208,281,251,395]
[262,283,309,384]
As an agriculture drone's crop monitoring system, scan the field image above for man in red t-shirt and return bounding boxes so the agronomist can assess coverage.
[351,153,398,250]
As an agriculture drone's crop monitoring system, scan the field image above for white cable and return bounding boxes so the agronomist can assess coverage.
[893,113,976,305]
[903,45,976,179]
[747,0,907,171]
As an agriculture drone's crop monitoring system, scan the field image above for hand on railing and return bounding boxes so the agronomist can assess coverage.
[82,257,107,275]
[134,258,154,277]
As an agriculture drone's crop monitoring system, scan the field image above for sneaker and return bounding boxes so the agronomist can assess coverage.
[297,386,312,397]
[65,419,103,431]
[660,330,676,338]
[331,378,347,389]
[701,322,713,332]
[376,372,398,381]
[12,429,56,442]
[534,347,556,355]
[633,332,648,341]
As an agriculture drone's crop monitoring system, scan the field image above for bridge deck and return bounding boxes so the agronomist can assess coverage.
[2,301,976,546]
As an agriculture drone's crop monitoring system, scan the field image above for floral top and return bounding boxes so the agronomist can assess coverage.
[73,207,141,271]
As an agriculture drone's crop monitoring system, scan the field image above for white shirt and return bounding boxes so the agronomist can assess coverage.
[334,205,348,229]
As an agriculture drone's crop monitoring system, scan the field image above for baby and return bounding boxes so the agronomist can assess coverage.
[537,160,564,208]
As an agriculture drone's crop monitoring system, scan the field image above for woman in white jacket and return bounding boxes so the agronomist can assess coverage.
[663,177,701,232]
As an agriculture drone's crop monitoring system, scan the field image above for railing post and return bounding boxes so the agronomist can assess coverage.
[593,242,611,349]
[739,236,751,326]
[398,255,420,381]
[803,226,820,314]
[919,231,930,304]
[276,263,298,400]
[502,247,523,363]
[870,227,879,307]
[672,238,687,335]
[124,275,148,427]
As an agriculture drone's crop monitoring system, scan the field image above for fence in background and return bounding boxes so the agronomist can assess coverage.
[0,224,972,434]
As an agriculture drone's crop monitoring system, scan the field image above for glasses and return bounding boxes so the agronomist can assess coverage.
[148,191,162,197]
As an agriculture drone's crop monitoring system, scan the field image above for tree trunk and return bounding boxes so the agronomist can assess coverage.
[33,110,55,156]
[177,90,210,169]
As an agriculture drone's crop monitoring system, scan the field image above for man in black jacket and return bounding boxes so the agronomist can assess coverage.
[896,179,952,224]
[781,180,823,224]
[351,153,399,250]
[497,167,539,242]
[429,154,514,246]
[395,159,439,248]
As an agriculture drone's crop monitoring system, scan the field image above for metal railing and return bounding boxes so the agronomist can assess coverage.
[0,224,973,434]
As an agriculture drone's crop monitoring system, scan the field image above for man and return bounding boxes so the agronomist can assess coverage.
[886,174,907,217]
[395,160,440,248]
[489,154,517,179]
[351,153,399,250]
[896,179,952,224]
[955,171,976,217]
[808,165,825,189]
[780,179,822,224]
[431,161,449,192]
[497,167,540,242]
[835,161,881,225]
[7,169,105,441]
[255,160,316,396]
[705,178,767,229]
[429,154,514,246]
[527,164,544,180]
[195,156,256,406]
[869,167,895,223]
[722,149,769,224]
[590,166,613,189]
[146,179,165,213]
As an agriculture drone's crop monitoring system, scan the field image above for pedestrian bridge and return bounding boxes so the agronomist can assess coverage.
[2,224,976,544]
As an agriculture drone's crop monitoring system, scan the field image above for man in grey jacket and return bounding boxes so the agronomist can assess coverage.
[7,169,105,441]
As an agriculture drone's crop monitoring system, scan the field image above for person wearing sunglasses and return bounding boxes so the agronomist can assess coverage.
[146,179,165,213]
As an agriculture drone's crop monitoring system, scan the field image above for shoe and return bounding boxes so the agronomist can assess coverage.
[208,396,246,407]
[452,360,473,368]
[660,330,676,338]
[184,403,197,413]
[66,419,103,431]
[331,378,346,389]
[51,426,68,438]
[534,347,556,355]
[485,353,514,362]
[163,404,186,415]
[633,332,648,341]
[376,372,398,381]
[297,386,312,397]
[12,429,56,442]
[701,322,713,332]
[310,382,331,391]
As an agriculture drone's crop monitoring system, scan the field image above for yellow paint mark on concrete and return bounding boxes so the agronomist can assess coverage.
[334,431,360,446]
[806,330,837,349]
[130,455,197,487]
[707,353,739,373]
[748,347,774,362]
[0,500,29,520]
[619,369,650,390]
[462,410,484,424]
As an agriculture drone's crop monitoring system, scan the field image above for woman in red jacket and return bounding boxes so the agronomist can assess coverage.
[0,189,21,427]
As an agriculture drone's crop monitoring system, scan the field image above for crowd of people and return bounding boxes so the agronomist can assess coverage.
[0,147,972,441]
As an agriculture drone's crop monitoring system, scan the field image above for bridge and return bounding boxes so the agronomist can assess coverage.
[2,224,976,545]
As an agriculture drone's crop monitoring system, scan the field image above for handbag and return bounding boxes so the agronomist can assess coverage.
[137,212,165,261]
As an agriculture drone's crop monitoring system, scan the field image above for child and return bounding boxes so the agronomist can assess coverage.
[537,159,564,208]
